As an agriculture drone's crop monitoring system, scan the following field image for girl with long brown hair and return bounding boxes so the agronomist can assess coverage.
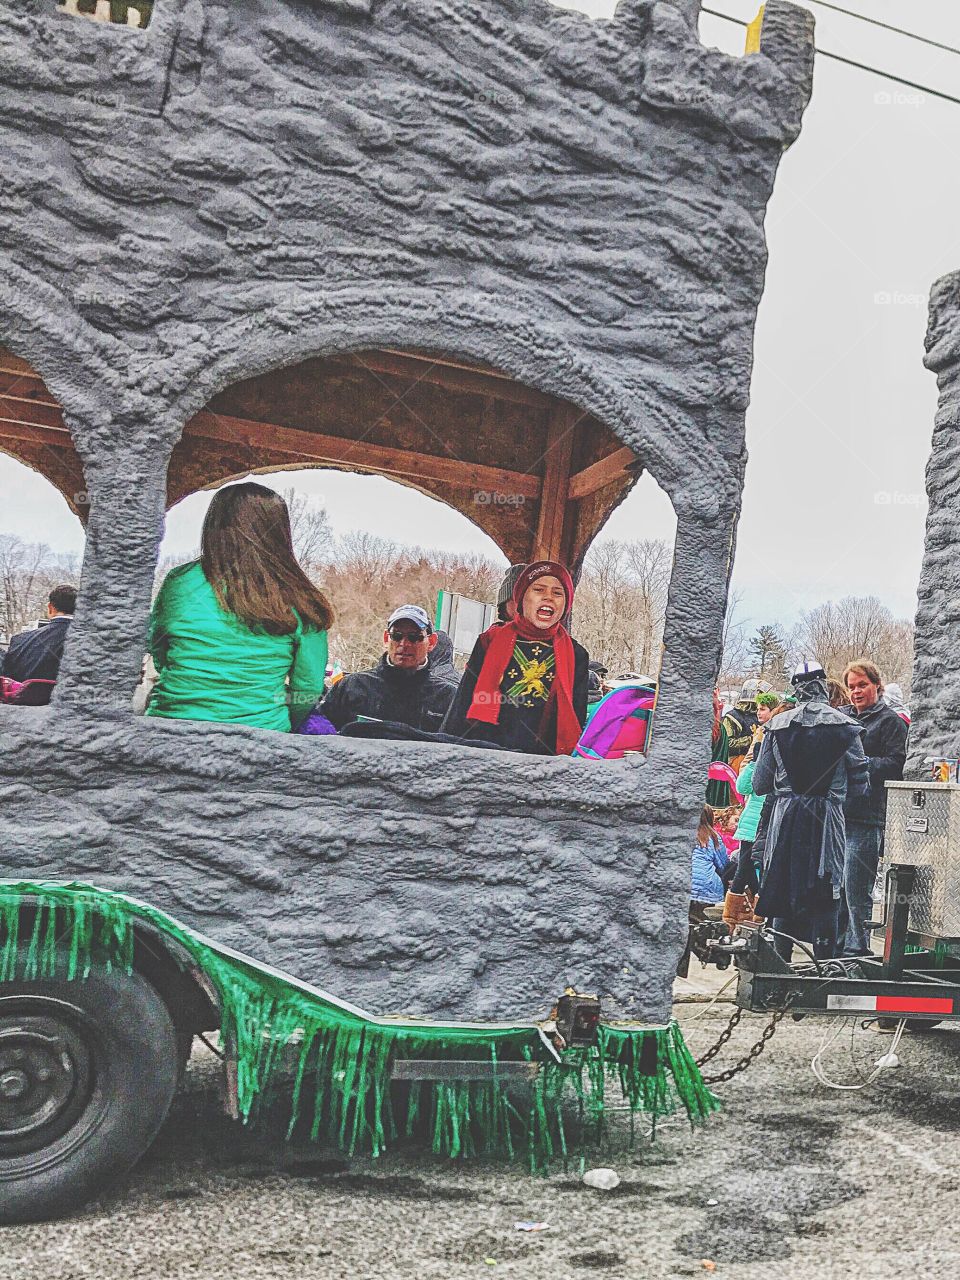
[146,482,333,732]
[690,803,730,920]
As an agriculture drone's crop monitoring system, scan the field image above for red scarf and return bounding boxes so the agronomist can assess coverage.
[467,561,581,755]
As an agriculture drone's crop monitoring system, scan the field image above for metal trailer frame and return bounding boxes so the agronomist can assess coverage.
[691,864,960,1022]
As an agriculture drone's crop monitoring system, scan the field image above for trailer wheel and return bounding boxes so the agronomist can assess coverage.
[0,957,178,1224]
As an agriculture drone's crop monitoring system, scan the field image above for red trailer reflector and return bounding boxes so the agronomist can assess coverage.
[876,995,953,1015]
[827,994,954,1014]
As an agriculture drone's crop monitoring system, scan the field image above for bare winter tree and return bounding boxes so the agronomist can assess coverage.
[0,535,79,641]
[574,537,671,676]
[282,487,333,574]
[718,589,751,693]
[626,538,672,674]
[319,535,504,672]
[798,596,915,696]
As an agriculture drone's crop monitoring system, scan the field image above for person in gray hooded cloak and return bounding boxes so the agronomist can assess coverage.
[753,662,870,961]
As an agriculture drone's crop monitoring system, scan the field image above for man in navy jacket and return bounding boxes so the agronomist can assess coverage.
[1,584,76,684]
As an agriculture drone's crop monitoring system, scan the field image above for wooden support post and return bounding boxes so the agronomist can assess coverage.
[532,404,579,562]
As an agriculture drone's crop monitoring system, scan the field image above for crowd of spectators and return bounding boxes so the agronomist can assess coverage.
[694,660,909,960]
[63,483,589,758]
[1,484,915,952]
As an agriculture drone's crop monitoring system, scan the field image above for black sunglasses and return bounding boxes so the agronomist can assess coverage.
[388,627,427,642]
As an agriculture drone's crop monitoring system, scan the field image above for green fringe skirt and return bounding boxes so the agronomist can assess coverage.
[0,881,717,1168]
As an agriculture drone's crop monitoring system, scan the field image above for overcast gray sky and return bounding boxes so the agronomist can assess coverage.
[2,0,958,633]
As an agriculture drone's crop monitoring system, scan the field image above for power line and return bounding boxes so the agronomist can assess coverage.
[817,48,960,104]
[700,6,960,109]
[802,1,960,60]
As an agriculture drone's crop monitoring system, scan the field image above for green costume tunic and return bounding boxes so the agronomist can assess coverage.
[706,722,732,808]
[145,560,328,732]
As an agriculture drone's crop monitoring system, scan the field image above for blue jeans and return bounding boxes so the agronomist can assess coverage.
[843,821,884,955]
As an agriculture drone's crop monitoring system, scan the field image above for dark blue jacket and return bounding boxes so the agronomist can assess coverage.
[1,616,71,683]
[843,697,908,826]
[318,653,459,734]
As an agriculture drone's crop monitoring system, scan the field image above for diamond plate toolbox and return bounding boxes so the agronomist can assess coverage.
[885,781,960,940]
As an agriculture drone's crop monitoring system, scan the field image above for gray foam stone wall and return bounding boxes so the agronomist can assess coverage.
[909,271,960,776]
[0,0,814,1021]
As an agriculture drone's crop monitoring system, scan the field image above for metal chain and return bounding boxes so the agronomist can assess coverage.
[699,1004,791,1086]
[694,1006,741,1068]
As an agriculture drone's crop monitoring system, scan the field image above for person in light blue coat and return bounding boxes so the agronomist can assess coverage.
[690,805,729,913]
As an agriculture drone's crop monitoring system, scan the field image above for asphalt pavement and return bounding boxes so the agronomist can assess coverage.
[4,991,960,1279]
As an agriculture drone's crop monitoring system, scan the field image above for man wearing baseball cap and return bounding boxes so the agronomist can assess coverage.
[317,604,460,733]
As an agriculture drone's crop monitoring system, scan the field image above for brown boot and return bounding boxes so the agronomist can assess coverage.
[722,892,749,929]
[742,890,765,925]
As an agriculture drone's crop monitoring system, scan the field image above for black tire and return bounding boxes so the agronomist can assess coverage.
[0,954,179,1224]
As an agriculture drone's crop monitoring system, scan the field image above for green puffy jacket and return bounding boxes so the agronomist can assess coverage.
[146,561,328,732]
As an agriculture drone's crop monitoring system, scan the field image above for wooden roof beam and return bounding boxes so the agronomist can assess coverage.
[185,410,543,498]
[0,392,546,500]
[0,417,73,449]
[0,343,585,418]
[567,445,638,501]
[0,347,40,378]
[330,350,557,411]
[0,395,69,432]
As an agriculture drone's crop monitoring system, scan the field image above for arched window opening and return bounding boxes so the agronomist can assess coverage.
[0,451,84,699]
[155,470,509,676]
[0,345,88,703]
[142,348,680,759]
[576,473,678,686]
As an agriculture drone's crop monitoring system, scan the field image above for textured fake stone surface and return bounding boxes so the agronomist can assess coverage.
[0,708,696,1020]
[909,270,960,775]
[0,0,813,1019]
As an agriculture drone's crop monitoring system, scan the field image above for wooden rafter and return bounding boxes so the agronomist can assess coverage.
[186,410,543,497]
[567,445,638,500]
[336,349,556,410]
[0,393,544,498]
[0,418,72,449]
[0,346,642,568]
[0,344,557,412]
[0,394,64,430]
[0,349,38,378]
